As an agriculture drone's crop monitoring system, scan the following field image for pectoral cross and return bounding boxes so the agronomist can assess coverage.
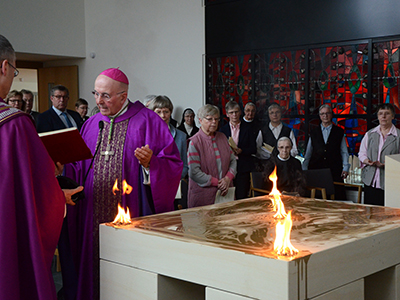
[100,144,115,161]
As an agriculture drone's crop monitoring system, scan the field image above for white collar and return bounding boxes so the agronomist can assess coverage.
[269,122,282,130]
[243,117,253,123]
[277,154,290,161]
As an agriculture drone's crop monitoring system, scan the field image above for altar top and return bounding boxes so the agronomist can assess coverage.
[106,196,400,261]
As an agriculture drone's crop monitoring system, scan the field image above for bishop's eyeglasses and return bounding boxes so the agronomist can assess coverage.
[2,61,19,77]
[92,90,125,101]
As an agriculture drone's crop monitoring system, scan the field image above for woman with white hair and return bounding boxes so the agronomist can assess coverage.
[187,104,237,207]
[263,136,305,196]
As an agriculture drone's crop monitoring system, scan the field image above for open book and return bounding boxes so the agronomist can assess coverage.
[39,127,93,165]
[215,187,236,204]
[262,142,274,154]
[228,137,237,149]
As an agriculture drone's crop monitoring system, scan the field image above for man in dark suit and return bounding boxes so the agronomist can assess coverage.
[36,85,83,133]
[21,89,40,124]
[36,84,82,300]
[220,101,258,200]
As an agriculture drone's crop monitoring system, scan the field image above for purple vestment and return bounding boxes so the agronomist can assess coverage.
[65,100,182,300]
[0,100,65,300]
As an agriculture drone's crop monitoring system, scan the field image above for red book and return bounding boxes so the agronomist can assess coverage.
[38,127,93,165]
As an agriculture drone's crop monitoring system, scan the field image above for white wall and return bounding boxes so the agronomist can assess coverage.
[45,0,205,122]
[2,0,85,57]
[11,69,38,93]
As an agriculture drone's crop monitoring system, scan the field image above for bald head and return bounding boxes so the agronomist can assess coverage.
[0,35,16,99]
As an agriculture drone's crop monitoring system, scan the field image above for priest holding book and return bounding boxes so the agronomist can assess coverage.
[65,68,182,300]
[0,35,81,300]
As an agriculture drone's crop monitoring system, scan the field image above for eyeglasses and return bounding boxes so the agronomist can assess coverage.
[52,95,69,100]
[203,117,219,122]
[8,99,23,104]
[92,90,125,101]
[7,62,19,77]
[319,112,332,116]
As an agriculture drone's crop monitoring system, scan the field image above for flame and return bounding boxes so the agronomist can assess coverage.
[112,179,119,195]
[268,166,280,196]
[274,211,299,256]
[112,203,132,224]
[268,166,298,256]
[122,180,133,195]
[268,166,287,218]
[112,179,133,195]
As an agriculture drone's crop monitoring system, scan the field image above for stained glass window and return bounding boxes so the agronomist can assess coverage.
[205,38,400,157]
[309,44,368,116]
[207,55,252,116]
[372,40,400,114]
[254,50,306,122]
[281,117,307,155]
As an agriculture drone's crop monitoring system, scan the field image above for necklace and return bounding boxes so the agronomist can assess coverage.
[107,102,129,143]
[100,102,129,162]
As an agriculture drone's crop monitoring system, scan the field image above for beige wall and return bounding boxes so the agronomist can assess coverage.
[5,0,205,123]
[2,0,86,58]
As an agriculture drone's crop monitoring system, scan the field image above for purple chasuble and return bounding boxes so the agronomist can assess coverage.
[0,100,65,300]
[65,100,182,300]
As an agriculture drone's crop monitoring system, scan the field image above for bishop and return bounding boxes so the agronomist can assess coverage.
[65,68,183,300]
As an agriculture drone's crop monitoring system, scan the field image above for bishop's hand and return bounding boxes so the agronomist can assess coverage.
[63,186,84,206]
[55,162,64,177]
[134,144,153,169]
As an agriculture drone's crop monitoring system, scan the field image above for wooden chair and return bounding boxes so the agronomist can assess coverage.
[334,181,363,204]
[54,248,61,272]
[249,172,270,197]
[304,168,363,203]
[176,178,188,210]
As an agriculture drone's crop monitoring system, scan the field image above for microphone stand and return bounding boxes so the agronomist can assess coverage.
[83,120,104,184]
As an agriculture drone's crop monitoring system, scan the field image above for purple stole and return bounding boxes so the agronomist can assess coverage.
[0,101,25,125]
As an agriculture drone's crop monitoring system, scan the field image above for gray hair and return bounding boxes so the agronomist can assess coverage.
[0,35,15,63]
[277,136,292,146]
[149,95,173,113]
[50,85,69,97]
[268,103,281,112]
[225,100,240,112]
[90,106,100,116]
[143,94,157,107]
[184,108,195,116]
[319,104,332,113]
[244,102,256,110]
[198,104,220,119]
